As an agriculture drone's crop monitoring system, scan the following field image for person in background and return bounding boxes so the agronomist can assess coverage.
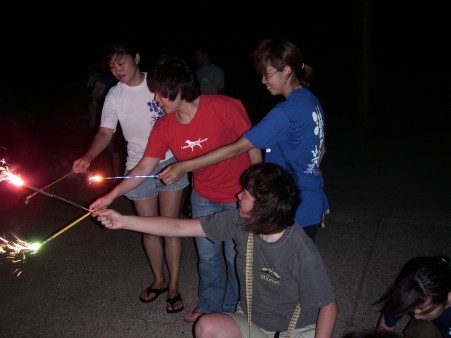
[93,163,337,338]
[86,67,102,92]
[373,255,451,338]
[73,42,189,314]
[182,45,225,218]
[160,39,328,241]
[87,67,104,128]
[193,45,225,95]
[89,54,262,324]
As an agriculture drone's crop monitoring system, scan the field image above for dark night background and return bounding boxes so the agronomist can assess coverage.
[1,2,450,128]
[1,2,450,178]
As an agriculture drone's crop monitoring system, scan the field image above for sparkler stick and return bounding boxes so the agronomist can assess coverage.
[42,211,92,244]
[24,171,73,204]
[23,183,90,212]
[106,175,159,179]
[1,163,89,212]
[1,211,92,276]
[89,174,159,184]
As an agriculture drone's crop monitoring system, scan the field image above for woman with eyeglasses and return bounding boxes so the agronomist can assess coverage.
[159,39,328,241]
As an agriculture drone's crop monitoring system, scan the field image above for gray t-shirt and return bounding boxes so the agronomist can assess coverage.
[200,209,335,331]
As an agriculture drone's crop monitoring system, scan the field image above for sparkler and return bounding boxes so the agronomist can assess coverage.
[1,212,92,276]
[25,171,73,204]
[41,211,92,244]
[1,160,93,276]
[0,235,40,277]
[89,174,159,184]
[1,161,89,212]
[22,183,90,212]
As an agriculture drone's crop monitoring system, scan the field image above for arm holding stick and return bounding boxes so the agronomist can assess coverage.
[93,209,206,238]
[159,136,255,185]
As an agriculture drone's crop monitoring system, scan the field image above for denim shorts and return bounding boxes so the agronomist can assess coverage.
[124,157,189,201]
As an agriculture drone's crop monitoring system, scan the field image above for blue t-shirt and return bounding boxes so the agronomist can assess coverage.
[245,87,328,227]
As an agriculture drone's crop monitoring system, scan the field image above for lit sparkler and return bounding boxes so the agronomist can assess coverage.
[0,233,42,277]
[1,212,92,276]
[25,171,73,204]
[1,160,93,276]
[1,161,89,212]
[89,174,159,184]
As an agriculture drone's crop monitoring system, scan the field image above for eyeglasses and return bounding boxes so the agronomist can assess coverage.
[263,69,280,81]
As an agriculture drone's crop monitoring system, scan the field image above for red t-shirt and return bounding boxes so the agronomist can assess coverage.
[145,94,252,203]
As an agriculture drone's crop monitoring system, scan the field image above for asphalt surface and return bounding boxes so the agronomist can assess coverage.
[1,108,450,338]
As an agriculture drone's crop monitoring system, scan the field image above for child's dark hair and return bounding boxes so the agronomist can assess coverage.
[147,55,200,102]
[373,256,451,316]
[240,163,300,234]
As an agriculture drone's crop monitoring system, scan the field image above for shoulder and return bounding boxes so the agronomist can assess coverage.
[201,95,247,118]
[202,94,242,107]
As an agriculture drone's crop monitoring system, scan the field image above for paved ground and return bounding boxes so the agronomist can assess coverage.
[1,107,450,337]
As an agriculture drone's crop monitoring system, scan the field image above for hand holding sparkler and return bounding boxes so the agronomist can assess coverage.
[89,188,120,211]
[93,209,126,230]
[72,156,92,174]
[158,162,186,185]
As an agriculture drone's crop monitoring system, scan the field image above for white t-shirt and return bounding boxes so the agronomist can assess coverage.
[100,72,172,170]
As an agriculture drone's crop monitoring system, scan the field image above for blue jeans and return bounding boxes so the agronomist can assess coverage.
[191,189,238,313]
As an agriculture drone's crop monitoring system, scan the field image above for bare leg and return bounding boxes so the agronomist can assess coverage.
[134,197,167,301]
[159,189,185,312]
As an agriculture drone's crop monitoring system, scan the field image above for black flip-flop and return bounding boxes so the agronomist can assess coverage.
[166,293,184,314]
[139,286,168,303]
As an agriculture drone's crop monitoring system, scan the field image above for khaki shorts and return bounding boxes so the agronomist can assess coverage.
[226,306,316,338]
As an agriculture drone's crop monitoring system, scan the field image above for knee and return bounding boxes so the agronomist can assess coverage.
[194,315,214,338]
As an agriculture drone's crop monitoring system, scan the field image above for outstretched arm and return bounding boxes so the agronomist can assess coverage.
[159,136,255,185]
[93,209,206,237]
[73,127,113,173]
[89,156,160,210]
